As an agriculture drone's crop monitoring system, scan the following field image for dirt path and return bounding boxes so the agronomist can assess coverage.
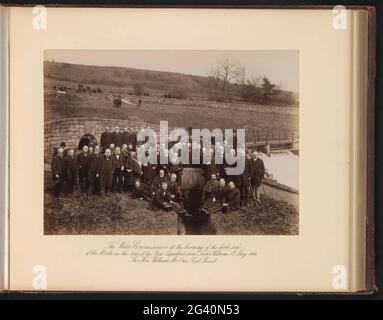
[260,184,298,209]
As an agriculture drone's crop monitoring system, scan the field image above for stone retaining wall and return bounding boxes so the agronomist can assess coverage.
[44,118,160,163]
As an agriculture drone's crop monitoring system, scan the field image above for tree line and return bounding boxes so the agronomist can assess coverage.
[207,58,298,106]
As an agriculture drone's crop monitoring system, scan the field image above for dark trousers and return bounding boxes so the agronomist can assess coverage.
[103,173,113,195]
[241,182,251,205]
[112,169,123,192]
[123,171,136,192]
[78,168,88,193]
[65,174,76,194]
[88,173,102,195]
[251,179,262,202]
[52,177,63,197]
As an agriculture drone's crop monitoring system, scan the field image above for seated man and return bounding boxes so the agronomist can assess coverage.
[168,152,183,186]
[222,181,241,213]
[153,182,186,215]
[201,173,220,205]
[168,173,182,202]
[201,177,227,215]
[151,169,168,192]
[132,179,153,202]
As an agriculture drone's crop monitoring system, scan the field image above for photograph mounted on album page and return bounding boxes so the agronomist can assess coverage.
[2,6,375,292]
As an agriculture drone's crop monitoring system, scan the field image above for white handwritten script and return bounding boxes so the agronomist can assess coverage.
[86,241,257,264]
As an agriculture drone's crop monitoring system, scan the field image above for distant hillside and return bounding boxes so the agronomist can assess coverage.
[44,60,209,96]
[44,61,298,106]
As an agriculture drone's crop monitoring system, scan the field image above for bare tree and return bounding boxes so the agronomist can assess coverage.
[207,67,221,101]
[208,58,244,101]
[219,58,243,100]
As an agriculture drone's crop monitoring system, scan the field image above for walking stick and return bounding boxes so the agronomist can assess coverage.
[248,181,256,201]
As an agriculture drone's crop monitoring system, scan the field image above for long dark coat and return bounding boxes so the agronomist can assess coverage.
[111,131,123,147]
[100,131,112,151]
[64,156,78,181]
[224,188,241,209]
[251,158,265,187]
[51,155,64,180]
[102,156,115,189]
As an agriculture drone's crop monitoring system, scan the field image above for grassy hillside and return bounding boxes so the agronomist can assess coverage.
[44,61,298,106]
[44,60,209,98]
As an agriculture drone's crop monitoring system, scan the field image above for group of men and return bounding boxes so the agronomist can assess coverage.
[50,126,266,215]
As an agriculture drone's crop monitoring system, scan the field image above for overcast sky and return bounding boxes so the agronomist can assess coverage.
[45,50,299,92]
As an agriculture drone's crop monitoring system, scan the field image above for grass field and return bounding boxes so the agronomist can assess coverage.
[44,183,179,235]
[45,87,298,137]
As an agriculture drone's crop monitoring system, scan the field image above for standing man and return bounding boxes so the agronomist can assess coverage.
[242,150,253,206]
[124,151,142,192]
[77,145,91,194]
[131,128,138,149]
[250,151,265,205]
[60,142,68,157]
[112,146,124,193]
[109,143,115,155]
[100,126,112,153]
[102,148,115,196]
[122,128,130,147]
[87,145,104,196]
[112,126,123,148]
[51,147,65,197]
[64,149,78,194]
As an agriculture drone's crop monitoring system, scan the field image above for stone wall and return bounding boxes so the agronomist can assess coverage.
[44,118,160,163]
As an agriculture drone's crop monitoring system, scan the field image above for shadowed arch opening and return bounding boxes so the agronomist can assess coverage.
[78,134,97,150]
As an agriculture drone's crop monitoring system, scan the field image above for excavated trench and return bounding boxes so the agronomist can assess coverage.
[177,184,216,235]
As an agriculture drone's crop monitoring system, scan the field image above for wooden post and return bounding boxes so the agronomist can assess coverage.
[266,143,271,156]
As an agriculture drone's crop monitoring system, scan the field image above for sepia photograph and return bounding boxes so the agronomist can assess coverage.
[44,50,299,235]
